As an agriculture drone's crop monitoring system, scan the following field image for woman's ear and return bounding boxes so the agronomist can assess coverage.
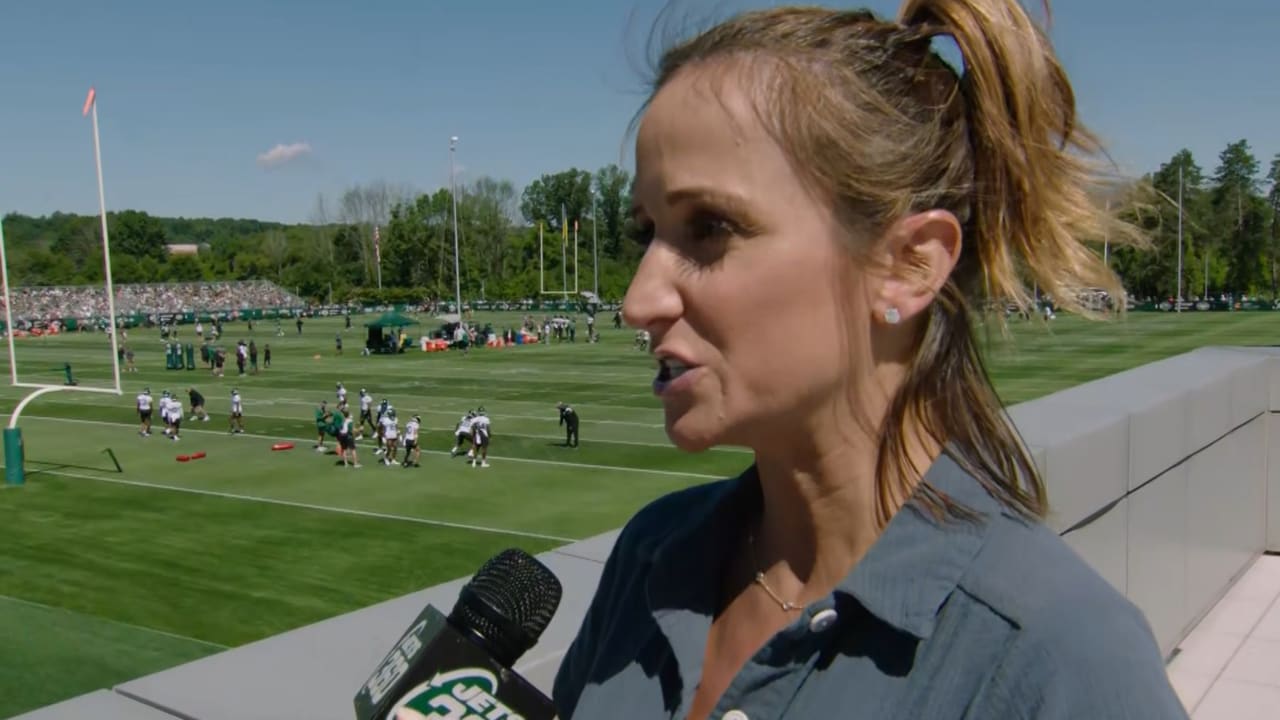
[873,210,962,324]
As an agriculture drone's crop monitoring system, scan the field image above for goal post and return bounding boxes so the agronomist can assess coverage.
[537,221,578,299]
[1,87,124,486]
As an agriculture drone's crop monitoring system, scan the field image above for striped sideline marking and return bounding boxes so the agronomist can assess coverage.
[0,591,229,649]
[23,415,725,481]
[22,466,580,544]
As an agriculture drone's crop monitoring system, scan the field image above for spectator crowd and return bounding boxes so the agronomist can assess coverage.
[2,281,304,324]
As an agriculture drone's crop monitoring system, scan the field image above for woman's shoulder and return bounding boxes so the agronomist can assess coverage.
[958,514,1185,717]
[964,514,1142,631]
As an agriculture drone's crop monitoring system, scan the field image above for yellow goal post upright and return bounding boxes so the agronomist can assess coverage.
[537,220,578,299]
[2,85,123,486]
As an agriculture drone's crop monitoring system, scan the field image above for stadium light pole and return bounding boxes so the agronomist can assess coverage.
[592,190,599,298]
[1176,163,1184,312]
[450,136,463,328]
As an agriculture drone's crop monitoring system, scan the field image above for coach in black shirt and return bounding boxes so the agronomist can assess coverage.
[557,402,579,448]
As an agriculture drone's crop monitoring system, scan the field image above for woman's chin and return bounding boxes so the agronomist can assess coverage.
[664,414,721,453]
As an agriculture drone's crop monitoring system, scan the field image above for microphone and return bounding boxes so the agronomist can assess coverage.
[353,548,563,720]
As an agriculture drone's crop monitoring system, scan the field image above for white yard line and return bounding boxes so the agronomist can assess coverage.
[21,466,581,544]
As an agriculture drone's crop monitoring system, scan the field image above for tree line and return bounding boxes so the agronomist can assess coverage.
[1113,140,1280,301]
[2,141,1277,305]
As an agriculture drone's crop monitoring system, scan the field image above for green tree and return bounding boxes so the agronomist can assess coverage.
[111,210,168,262]
[593,164,632,256]
[166,253,206,282]
[520,169,593,231]
[1112,150,1209,300]
[1211,140,1266,294]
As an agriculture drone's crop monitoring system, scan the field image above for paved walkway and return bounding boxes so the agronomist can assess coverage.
[1167,554,1280,718]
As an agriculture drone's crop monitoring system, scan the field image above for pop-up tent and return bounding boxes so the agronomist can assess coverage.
[364,312,419,354]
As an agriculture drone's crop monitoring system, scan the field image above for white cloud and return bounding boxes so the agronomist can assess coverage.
[256,142,313,169]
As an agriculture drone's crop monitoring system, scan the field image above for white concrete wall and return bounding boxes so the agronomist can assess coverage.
[1010,346,1276,656]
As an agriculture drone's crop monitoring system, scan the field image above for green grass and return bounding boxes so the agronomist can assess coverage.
[1,308,1278,717]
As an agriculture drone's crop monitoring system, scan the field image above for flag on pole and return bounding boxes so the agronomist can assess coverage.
[373,225,381,266]
[561,205,568,248]
[82,87,96,117]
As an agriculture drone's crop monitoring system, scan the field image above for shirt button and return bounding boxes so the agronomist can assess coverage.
[809,608,838,633]
[724,711,749,720]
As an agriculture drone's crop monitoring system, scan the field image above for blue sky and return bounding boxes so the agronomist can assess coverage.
[1,0,1275,224]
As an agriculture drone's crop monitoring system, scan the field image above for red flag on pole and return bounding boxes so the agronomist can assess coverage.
[82,87,96,117]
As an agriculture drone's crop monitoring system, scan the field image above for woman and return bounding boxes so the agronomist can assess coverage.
[553,1,1187,719]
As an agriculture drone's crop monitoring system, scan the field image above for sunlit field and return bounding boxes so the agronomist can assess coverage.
[2,309,1276,716]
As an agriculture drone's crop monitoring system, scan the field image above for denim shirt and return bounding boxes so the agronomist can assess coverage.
[553,451,1188,719]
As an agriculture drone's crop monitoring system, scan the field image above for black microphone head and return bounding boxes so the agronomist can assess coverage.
[448,548,563,667]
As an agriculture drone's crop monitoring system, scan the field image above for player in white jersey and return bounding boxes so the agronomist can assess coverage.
[379,411,400,466]
[357,389,373,440]
[469,410,490,468]
[450,411,475,458]
[159,391,174,436]
[166,395,184,441]
[136,388,154,436]
[374,399,390,455]
[402,415,421,468]
[336,382,348,414]
[229,389,245,434]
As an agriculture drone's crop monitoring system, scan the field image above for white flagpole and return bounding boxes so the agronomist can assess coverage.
[591,192,599,298]
[374,225,382,290]
[1103,200,1110,267]
[573,222,579,294]
[0,218,19,385]
[1176,164,1184,312]
[539,222,545,294]
[88,91,122,393]
[449,137,462,328]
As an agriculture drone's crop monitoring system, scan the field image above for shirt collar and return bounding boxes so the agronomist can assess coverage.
[646,448,1003,640]
[835,450,1003,639]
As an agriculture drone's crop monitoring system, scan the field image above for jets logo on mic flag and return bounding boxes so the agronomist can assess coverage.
[82,87,96,117]
[353,548,562,720]
[387,668,510,720]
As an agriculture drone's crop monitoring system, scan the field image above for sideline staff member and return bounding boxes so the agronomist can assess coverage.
[557,402,579,448]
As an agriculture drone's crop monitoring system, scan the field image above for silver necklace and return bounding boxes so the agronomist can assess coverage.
[747,532,804,612]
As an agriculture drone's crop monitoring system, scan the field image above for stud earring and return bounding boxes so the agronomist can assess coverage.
[883,307,901,325]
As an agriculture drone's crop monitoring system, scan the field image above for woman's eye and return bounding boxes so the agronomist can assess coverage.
[628,221,654,247]
[688,212,735,242]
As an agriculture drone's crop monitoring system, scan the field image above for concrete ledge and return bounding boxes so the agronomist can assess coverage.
[10,690,178,720]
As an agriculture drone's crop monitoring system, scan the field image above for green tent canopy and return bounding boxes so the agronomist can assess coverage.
[364,311,420,329]
[364,312,419,354]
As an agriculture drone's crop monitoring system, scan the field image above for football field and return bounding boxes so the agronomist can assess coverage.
[1,309,1277,717]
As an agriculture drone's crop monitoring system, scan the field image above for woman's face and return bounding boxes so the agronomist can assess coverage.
[625,65,875,453]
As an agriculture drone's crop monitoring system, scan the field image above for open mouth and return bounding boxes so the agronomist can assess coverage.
[654,358,697,395]
[656,358,692,383]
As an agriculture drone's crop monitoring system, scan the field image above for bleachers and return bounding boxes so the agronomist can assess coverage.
[3,281,305,323]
